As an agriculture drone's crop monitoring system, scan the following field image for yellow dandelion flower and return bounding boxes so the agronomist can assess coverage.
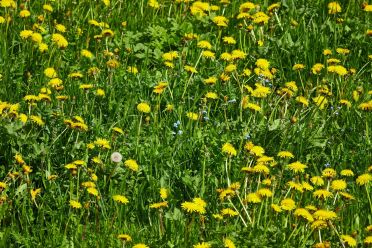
[253,164,270,174]
[197,40,212,50]
[250,146,265,157]
[87,187,99,197]
[223,36,236,45]
[280,198,296,211]
[356,173,372,185]
[127,66,138,74]
[81,49,94,59]
[277,151,294,158]
[287,181,304,192]
[222,143,237,156]
[148,0,160,9]
[313,189,333,199]
[30,188,41,201]
[364,236,372,245]
[201,50,215,59]
[339,192,354,200]
[186,112,199,121]
[30,115,45,126]
[313,209,337,220]
[322,168,337,178]
[30,32,42,43]
[94,138,111,149]
[328,2,341,14]
[331,179,347,191]
[181,201,206,214]
[149,201,168,209]
[220,52,232,61]
[81,181,96,188]
[327,58,341,64]
[271,203,282,213]
[239,2,255,12]
[112,195,129,204]
[19,9,31,18]
[213,15,228,27]
[117,234,132,242]
[43,4,53,12]
[219,189,235,200]
[220,72,230,82]
[137,102,151,113]
[292,64,305,71]
[339,169,354,177]
[257,188,273,197]
[52,33,68,48]
[153,82,168,94]
[133,243,149,248]
[70,200,82,209]
[124,159,139,172]
[256,59,270,70]
[193,242,211,248]
[364,5,372,12]
[184,65,198,73]
[44,68,57,78]
[14,154,25,164]
[213,214,223,220]
[311,220,328,229]
[0,182,7,189]
[336,48,350,55]
[302,182,314,191]
[359,101,372,111]
[112,127,124,134]
[313,96,328,110]
[341,235,357,247]
[224,238,236,248]
[268,3,281,12]
[245,193,262,203]
[327,65,348,76]
[287,161,307,173]
[252,11,270,24]
[160,188,168,199]
[205,92,218,100]
[305,205,317,211]
[312,63,324,74]
[20,30,33,39]
[162,51,179,61]
[221,208,238,217]
[294,208,314,222]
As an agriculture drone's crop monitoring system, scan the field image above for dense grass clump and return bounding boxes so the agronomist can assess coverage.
[0,0,371,247]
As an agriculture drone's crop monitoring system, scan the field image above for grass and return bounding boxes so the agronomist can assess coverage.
[0,0,371,247]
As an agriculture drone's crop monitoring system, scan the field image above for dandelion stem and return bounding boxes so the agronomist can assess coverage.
[136,115,143,155]
[228,198,247,227]
[236,192,253,225]
[332,192,338,205]
[181,52,202,99]
[329,221,346,248]
[225,157,230,187]
[284,223,299,246]
[366,185,372,214]
[318,229,322,243]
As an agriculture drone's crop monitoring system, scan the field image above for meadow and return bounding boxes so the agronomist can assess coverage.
[0,0,371,247]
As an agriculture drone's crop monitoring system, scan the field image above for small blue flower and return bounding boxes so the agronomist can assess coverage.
[177,130,183,135]
[173,120,181,128]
